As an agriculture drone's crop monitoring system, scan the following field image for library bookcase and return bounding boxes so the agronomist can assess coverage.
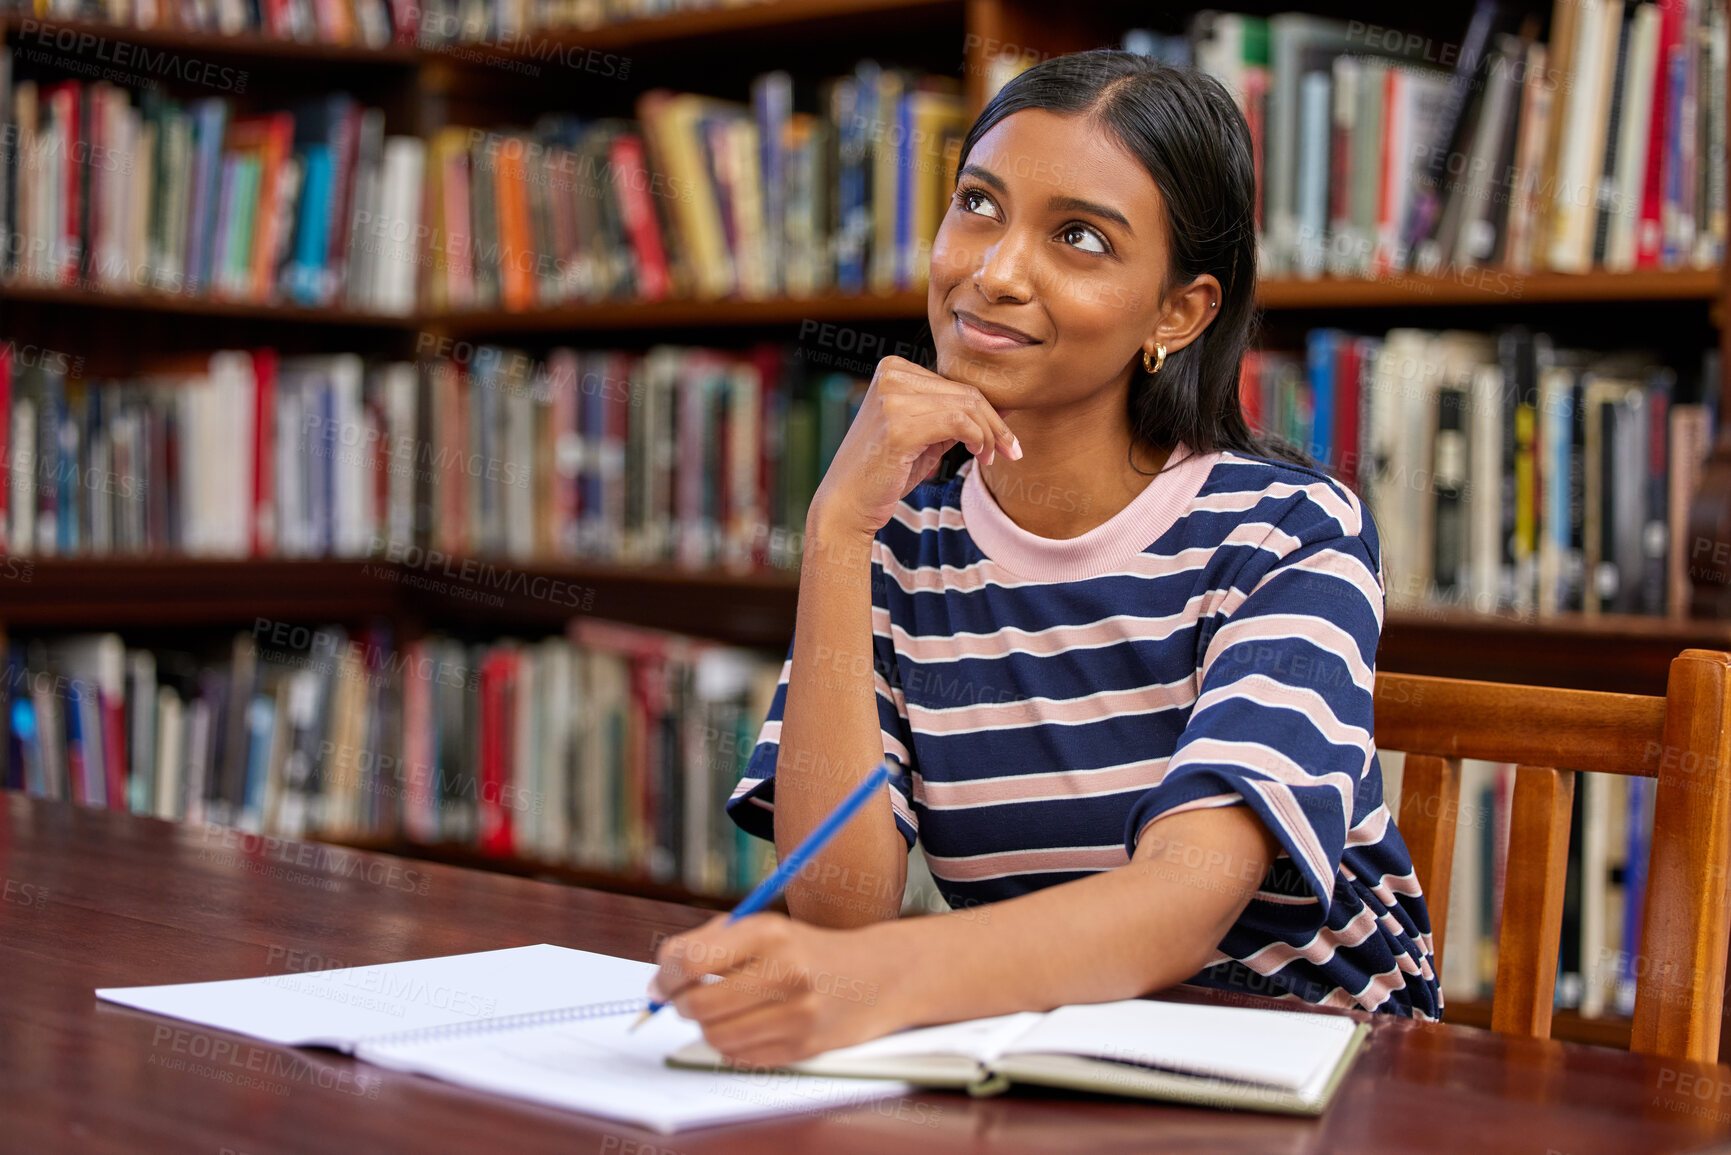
[1,0,1726,1048]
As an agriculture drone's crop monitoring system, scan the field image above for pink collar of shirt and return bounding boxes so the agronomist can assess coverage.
[959,444,1222,582]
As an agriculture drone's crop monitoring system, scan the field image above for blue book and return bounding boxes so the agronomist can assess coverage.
[843,63,878,293]
[54,382,76,554]
[287,144,334,305]
[185,99,230,295]
[1544,377,1573,610]
[242,693,275,827]
[1294,71,1331,277]
[1619,776,1652,1013]
[1305,329,1337,467]
[752,72,791,296]
[12,694,45,797]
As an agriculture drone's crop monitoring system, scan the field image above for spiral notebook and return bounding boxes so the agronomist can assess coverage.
[96,943,913,1133]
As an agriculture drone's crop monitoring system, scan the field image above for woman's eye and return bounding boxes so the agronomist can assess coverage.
[957,188,1000,219]
[1060,224,1108,254]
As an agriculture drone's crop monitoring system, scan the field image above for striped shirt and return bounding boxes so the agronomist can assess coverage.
[729,445,1442,1020]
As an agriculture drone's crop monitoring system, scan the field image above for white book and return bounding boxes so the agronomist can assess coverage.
[96,944,913,1134]
[1557,0,1606,271]
[539,639,573,861]
[9,398,35,555]
[210,351,256,557]
[1468,363,1504,611]
[1607,4,1662,270]
[375,135,426,316]
[154,689,185,821]
[329,355,368,557]
[1581,770,1614,1017]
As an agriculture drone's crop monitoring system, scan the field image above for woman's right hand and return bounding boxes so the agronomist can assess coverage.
[809,356,1022,539]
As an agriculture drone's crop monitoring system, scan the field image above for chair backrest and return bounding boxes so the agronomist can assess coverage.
[1374,648,1731,1064]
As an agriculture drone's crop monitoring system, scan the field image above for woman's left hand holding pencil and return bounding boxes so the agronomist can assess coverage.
[647,913,912,1068]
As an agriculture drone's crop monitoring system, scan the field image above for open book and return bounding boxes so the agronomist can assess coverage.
[670,996,1370,1116]
[96,943,912,1133]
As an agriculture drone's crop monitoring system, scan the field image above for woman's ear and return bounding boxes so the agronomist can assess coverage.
[1151,274,1224,357]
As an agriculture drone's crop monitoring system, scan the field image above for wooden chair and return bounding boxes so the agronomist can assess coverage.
[1374,648,1731,1064]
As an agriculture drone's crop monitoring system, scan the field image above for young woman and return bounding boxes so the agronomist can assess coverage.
[649,50,1441,1066]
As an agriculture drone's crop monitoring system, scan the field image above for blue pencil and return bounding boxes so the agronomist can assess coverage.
[630,760,897,1030]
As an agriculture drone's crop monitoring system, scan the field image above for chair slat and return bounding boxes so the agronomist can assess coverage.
[1632,650,1731,1064]
[1490,766,1575,1040]
[1397,754,1462,975]
[1375,674,1666,778]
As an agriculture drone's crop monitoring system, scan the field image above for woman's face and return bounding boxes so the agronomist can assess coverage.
[927,108,1172,414]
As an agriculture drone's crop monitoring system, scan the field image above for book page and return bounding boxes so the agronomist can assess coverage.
[361,1007,914,1134]
[797,1011,1044,1066]
[1003,999,1360,1091]
[96,944,654,1049]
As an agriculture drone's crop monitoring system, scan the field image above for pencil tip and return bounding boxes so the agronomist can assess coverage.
[628,1008,654,1032]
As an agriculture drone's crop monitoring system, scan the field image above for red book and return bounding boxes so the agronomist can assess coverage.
[1239,350,1263,433]
[387,0,419,46]
[47,82,83,285]
[1334,338,1363,491]
[609,133,672,300]
[477,649,517,856]
[251,347,278,556]
[1636,0,1685,267]
[101,684,127,811]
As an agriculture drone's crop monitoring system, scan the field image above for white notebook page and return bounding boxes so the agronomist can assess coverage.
[1005,998,1360,1091]
[360,1006,914,1134]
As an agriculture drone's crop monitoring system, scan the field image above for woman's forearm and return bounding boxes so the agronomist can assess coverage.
[878,805,1280,1025]
[775,509,908,926]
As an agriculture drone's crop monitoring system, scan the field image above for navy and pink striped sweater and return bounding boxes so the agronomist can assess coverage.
[729,445,1442,1020]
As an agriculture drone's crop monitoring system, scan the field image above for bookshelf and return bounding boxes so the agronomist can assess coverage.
[2,0,1727,1051]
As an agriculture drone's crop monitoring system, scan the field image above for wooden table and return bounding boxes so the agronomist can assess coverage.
[1,793,1725,1155]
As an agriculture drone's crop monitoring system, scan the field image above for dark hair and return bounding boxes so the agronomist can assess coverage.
[950,49,1310,470]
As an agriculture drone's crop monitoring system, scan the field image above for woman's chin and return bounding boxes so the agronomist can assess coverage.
[932,348,1028,410]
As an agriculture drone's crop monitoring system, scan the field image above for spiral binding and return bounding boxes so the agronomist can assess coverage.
[355,997,649,1050]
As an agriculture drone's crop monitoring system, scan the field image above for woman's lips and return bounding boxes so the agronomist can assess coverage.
[953,309,1041,353]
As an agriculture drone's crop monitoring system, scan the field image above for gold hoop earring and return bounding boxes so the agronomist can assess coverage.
[1142,343,1167,375]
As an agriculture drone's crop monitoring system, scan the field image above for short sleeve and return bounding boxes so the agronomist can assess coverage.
[726,539,920,849]
[1123,489,1384,913]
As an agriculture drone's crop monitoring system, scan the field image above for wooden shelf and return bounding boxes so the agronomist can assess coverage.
[1257,267,1725,310]
[5,557,1729,691]
[1444,997,1634,1050]
[425,289,931,335]
[0,556,801,648]
[1379,608,1731,696]
[8,275,1720,336]
[0,280,414,329]
[0,12,421,63]
[429,0,959,57]
[323,835,748,911]
[3,0,957,68]
[0,557,405,629]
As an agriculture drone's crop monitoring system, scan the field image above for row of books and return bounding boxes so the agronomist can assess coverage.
[1183,1,1728,278]
[423,63,968,311]
[3,0,698,46]
[0,340,868,564]
[1417,757,1651,1018]
[0,57,425,313]
[0,620,782,895]
[1247,326,1721,618]
[5,0,412,45]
